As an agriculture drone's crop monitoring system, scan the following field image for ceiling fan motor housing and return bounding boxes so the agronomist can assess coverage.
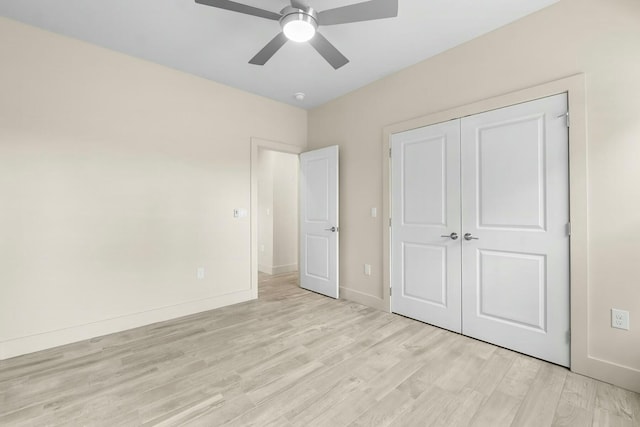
[280,6,318,42]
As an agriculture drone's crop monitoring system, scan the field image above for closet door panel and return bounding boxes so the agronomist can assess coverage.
[461,94,570,367]
[391,120,462,333]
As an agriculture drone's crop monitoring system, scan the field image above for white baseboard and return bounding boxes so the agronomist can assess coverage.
[0,290,254,361]
[580,356,640,394]
[339,287,385,311]
[272,264,298,275]
[258,264,273,275]
[259,264,298,275]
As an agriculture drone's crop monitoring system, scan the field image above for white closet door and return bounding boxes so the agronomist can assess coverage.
[461,94,570,366]
[391,120,462,333]
[300,145,339,299]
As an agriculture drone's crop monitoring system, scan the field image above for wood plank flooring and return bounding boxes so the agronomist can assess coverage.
[1,272,638,426]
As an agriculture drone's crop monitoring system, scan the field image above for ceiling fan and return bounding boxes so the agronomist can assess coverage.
[195,0,399,69]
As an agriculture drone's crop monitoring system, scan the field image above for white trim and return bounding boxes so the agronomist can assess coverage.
[258,263,298,275]
[0,290,252,360]
[339,287,385,311]
[272,263,298,275]
[258,264,273,275]
[584,356,640,393]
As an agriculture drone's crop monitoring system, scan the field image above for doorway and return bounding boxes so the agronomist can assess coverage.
[390,94,570,367]
[250,138,303,300]
[257,148,300,283]
[250,138,340,301]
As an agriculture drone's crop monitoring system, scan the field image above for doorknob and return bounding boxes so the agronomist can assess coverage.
[440,232,458,240]
[325,226,338,232]
[464,233,479,241]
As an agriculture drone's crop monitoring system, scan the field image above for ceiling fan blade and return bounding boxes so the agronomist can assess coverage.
[290,0,309,10]
[195,0,281,20]
[249,32,289,65]
[318,0,398,25]
[309,33,349,70]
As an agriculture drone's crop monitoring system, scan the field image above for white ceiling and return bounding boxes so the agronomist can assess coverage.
[0,0,558,109]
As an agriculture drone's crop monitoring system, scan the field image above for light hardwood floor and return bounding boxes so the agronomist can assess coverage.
[1,272,639,426]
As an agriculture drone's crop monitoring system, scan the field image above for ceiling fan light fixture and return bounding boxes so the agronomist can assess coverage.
[281,11,317,43]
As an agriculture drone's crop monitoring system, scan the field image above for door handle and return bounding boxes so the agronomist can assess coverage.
[440,232,458,240]
[464,233,479,241]
[325,226,338,232]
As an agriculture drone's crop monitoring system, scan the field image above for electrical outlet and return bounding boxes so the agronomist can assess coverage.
[371,207,377,218]
[364,264,372,276]
[197,267,205,280]
[611,309,629,330]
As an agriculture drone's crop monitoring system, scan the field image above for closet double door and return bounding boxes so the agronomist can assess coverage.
[391,94,570,366]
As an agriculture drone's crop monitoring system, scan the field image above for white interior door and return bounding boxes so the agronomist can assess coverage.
[391,120,462,333]
[299,145,339,298]
[390,94,570,366]
[461,94,570,366]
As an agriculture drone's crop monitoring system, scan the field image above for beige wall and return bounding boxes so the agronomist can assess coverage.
[308,0,640,391]
[272,151,299,272]
[0,17,306,359]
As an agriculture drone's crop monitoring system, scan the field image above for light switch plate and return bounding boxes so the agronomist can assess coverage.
[234,208,248,218]
[364,264,372,276]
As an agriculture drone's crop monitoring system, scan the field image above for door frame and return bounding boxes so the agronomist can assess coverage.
[382,74,587,372]
[250,137,304,300]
